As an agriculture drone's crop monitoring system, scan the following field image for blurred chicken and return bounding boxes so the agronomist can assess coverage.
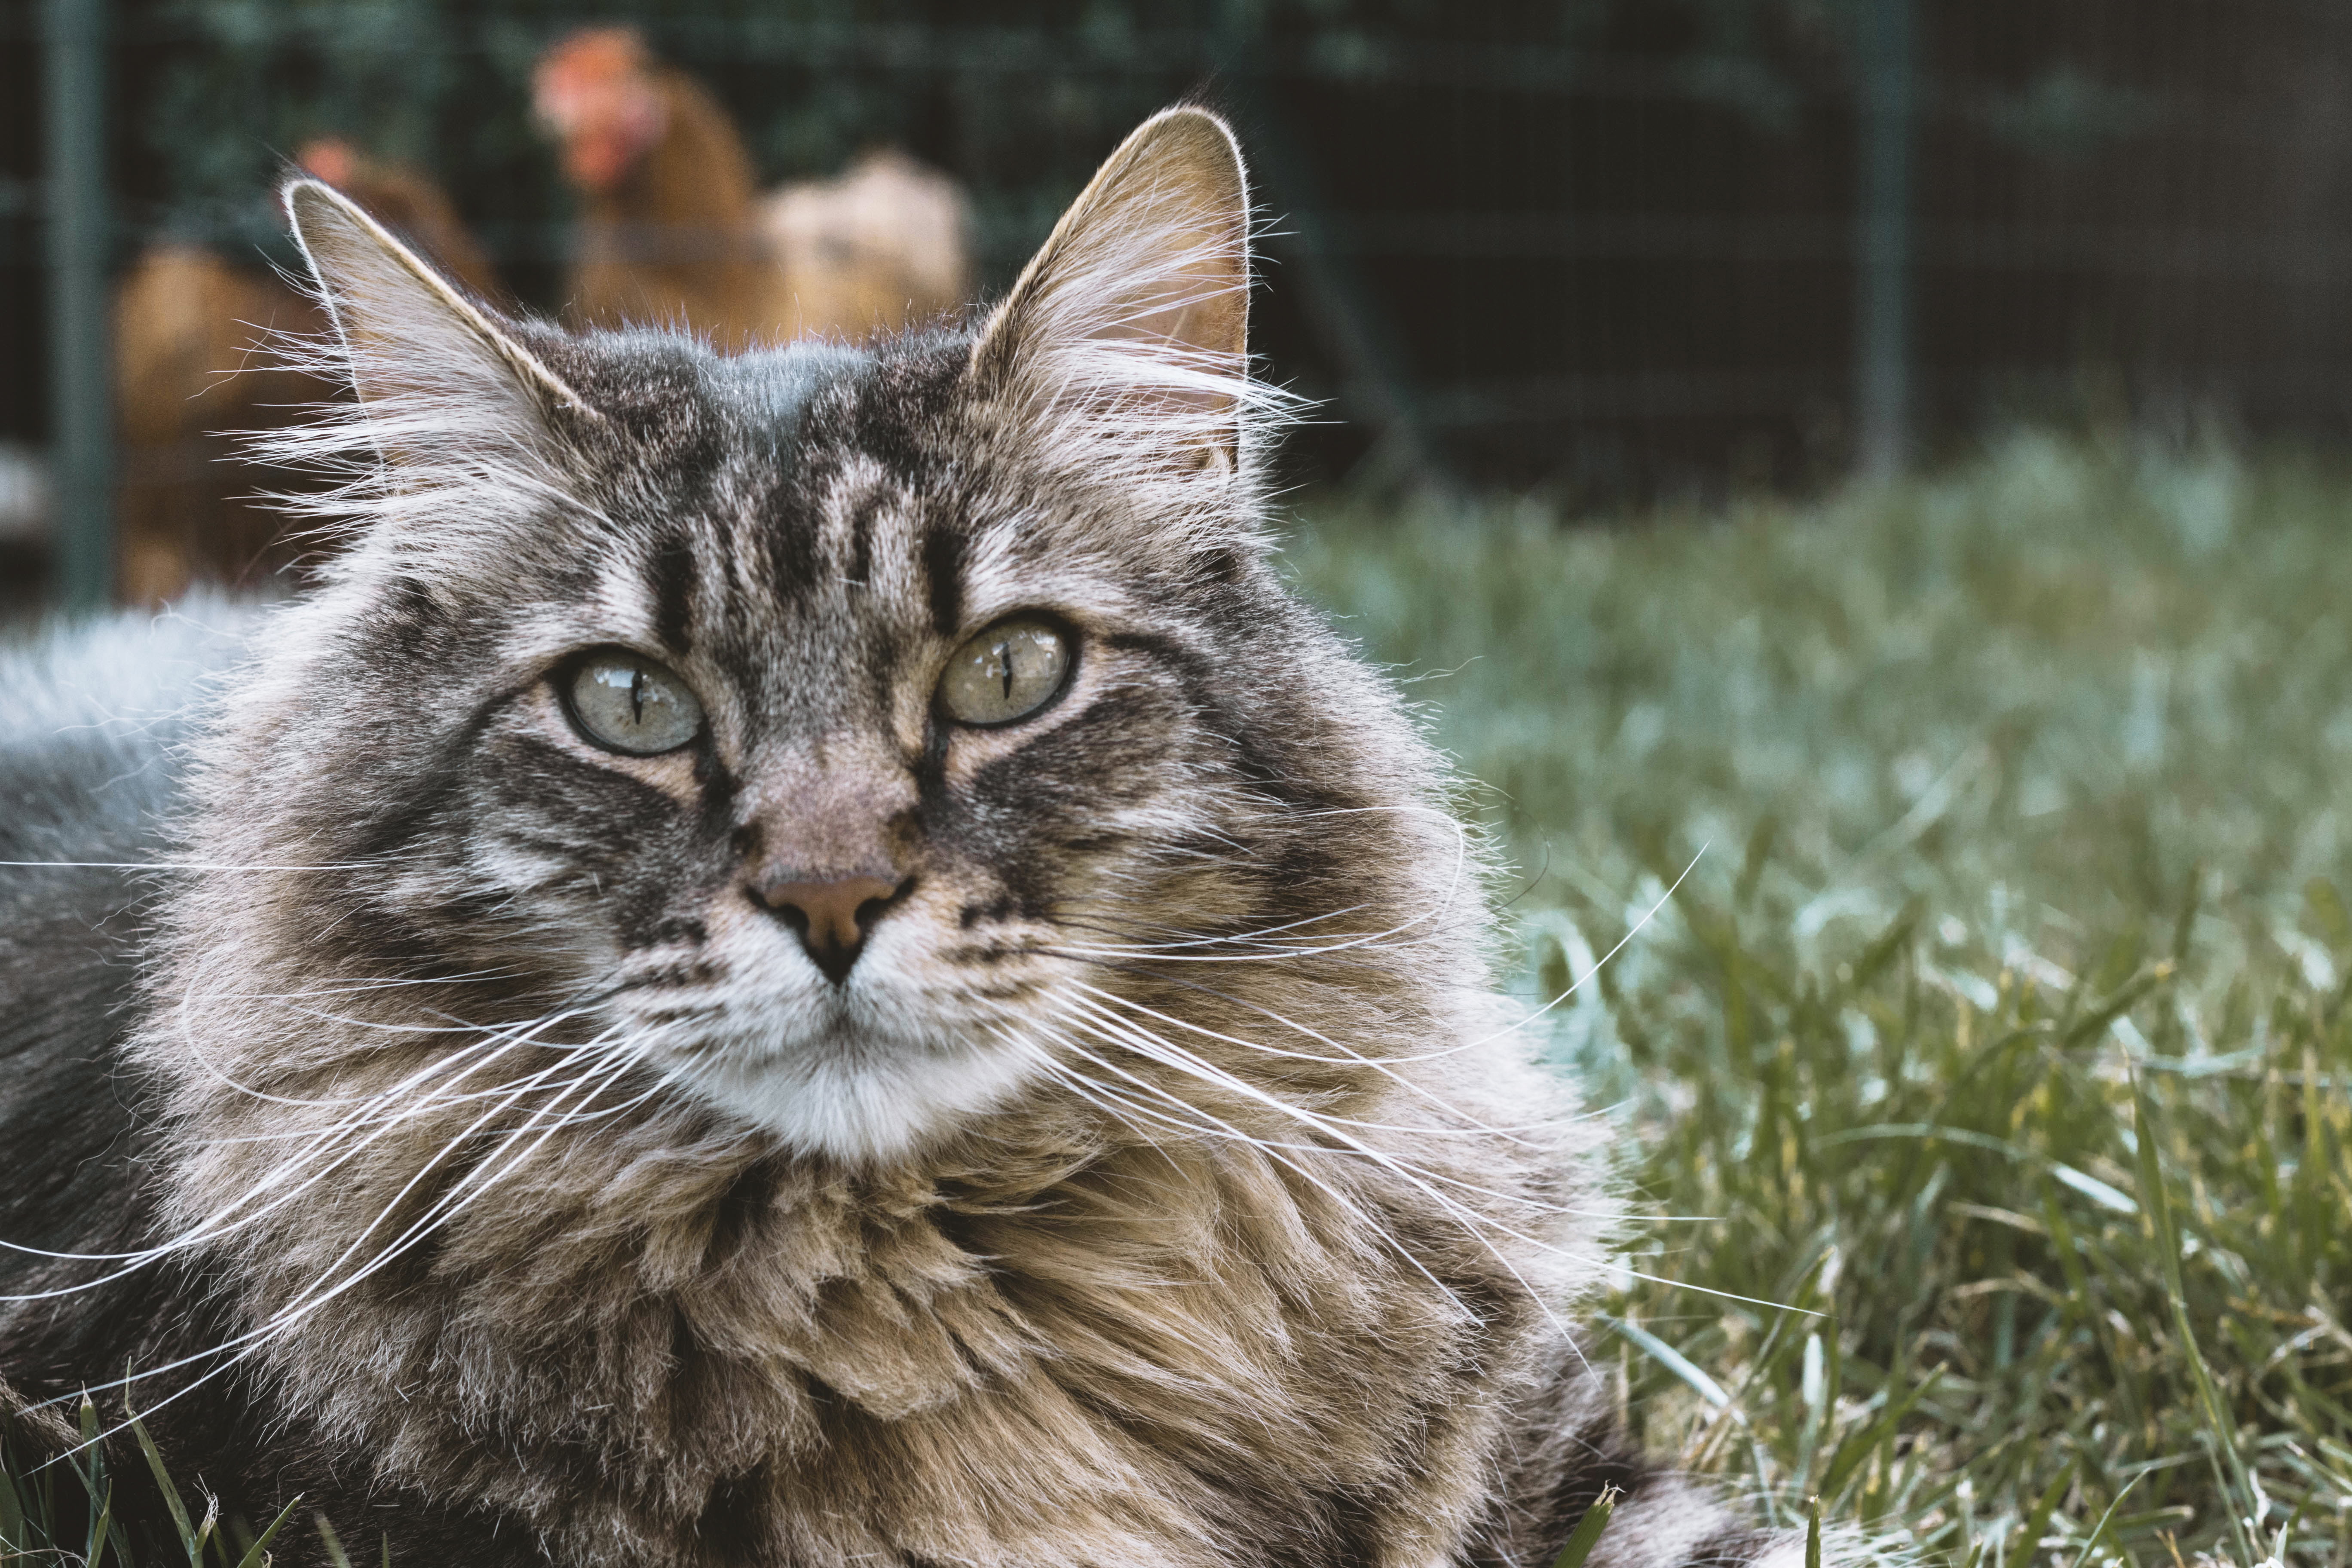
[533,27,971,349]
[113,141,497,605]
[113,246,319,605]
[760,149,971,343]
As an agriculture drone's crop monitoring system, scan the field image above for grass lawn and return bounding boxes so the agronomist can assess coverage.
[9,430,2352,1565]
[1286,429,2352,1568]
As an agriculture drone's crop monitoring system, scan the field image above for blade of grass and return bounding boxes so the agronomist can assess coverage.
[2062,967,2171,1048]
[1550,1485,1622,1568]
[1822,1368,1945,1502]
[193,1494,219,1566]
[1606,1315,1732,1411]
[87,1480,115,1568]
[0,1439,25,1550]
[315,1510,353,1568]
[2066,1473,2145,1568]
[2012,1458,2077,1566]
[130,1410,199,1560]
[231,1494,303,1568]
[2132,1072,2260,1567]
[74,1394,111,1544]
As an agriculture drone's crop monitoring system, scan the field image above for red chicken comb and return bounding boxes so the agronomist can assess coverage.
[295,137,358,190]
[536,26,649,101]
[534,26,667,192]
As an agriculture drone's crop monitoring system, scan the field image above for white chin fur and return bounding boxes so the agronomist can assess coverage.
[619,913,1051,1163]
[664,1020,1037,1164]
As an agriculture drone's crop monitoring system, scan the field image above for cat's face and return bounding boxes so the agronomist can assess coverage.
[229,110,1445,1164]
[340,334,1323,1162]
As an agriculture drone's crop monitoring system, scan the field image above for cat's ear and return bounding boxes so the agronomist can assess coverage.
[970,106,1273,478]
[282,177,595,432]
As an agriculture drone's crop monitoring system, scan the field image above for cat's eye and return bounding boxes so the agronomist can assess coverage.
[937,616,1072,727]
[563,649,705,755]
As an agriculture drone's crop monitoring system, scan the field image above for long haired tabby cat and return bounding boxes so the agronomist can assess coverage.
[1,109,1817,1568]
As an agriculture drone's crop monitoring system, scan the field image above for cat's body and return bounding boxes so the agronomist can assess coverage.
[2,111,1813,1568]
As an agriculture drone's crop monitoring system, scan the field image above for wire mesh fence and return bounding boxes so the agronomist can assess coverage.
[5,0,2351,606]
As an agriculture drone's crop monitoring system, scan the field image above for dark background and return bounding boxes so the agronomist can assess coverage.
[5,0,2351,503]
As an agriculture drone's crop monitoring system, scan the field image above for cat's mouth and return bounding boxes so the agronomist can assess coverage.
[606,932,1048,1162]
[652,1004,1041,1163]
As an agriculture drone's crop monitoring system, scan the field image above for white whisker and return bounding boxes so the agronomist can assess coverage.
[40,1034,659,1453]
[0,1002,600,1283]
[1041,996,1598,1337]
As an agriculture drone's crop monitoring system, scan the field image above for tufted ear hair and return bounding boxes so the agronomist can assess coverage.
[284,177,593,434]
[267,179,600,564]
[970,106,1286,481]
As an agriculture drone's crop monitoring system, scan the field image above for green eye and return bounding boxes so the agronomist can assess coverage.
[564,649,705,755]
[938,616,1072,726]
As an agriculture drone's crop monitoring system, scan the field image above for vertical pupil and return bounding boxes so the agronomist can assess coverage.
[629,666,646,723]
[998,639,1015,701]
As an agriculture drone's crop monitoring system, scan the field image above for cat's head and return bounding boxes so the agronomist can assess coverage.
[192,108,1473,1167]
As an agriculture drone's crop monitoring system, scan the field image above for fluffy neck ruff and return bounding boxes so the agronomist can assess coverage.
[145,865,1600,1568]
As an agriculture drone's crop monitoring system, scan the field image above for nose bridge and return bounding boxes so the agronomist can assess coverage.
[742,731,918,984]
[741,729,916,880]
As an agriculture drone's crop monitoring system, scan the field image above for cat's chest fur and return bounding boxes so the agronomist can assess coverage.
[225,1114,1549,1566]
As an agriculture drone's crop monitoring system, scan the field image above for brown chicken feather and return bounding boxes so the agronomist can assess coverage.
[112,143,496,605]
[536,27,970,350]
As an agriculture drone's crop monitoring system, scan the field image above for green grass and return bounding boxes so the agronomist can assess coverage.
[0,1402,337,1567]
[11,429,2352,1566]
[1284,428,2352,1568]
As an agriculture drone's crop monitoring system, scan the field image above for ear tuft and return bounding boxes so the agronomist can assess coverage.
[283,178,594,421]
[257,178,602,570]
[972,106,1286,479]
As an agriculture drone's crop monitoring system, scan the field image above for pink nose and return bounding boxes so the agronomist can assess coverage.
[753,873,904,983]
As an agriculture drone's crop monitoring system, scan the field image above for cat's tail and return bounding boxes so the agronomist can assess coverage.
[0,1373,99,1498]
[0,1375,78,1456]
